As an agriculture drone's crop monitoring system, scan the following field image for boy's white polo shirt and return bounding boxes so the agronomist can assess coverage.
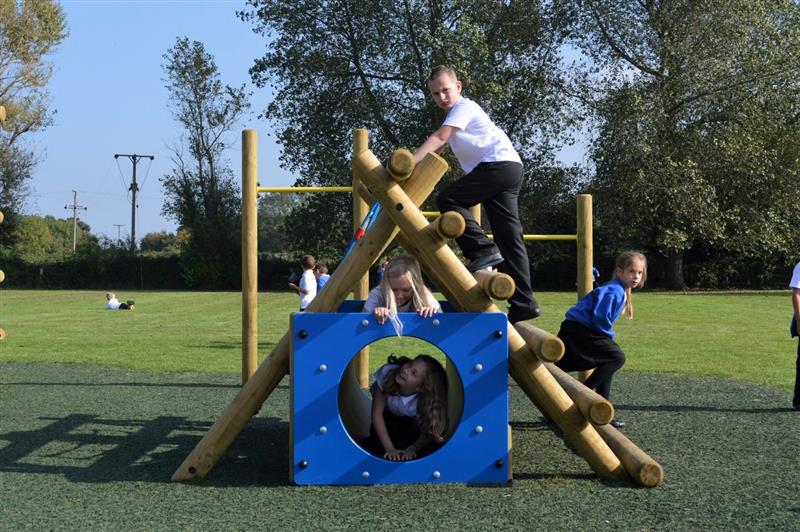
[443,96,521,173]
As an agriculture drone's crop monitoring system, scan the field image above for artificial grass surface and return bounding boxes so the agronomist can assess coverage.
[0,289,796,390]
[1,363,798,530]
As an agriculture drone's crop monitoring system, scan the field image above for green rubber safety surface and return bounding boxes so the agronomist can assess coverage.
[1,363,797,530]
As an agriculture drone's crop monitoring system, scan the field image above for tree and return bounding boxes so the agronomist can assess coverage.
[4,214,98,263]
[239,0,579,259]
[140,231,180,254]
[0,1,67,242]
[572,0,800,287]
[161,37,251,287]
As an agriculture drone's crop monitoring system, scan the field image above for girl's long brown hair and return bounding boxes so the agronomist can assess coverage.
[382,354,449,442]
[613,251,647,319]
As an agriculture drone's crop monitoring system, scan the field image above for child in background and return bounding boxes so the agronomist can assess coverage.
[288,254,317,311]
[555,251,647,428]
[314,263,330,292]
[412,65,539,324]
[363,255,441,325]
[105,292,134,310]
[366,354,449,461]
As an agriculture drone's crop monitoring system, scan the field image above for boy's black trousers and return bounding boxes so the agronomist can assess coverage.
[436,161,535,313]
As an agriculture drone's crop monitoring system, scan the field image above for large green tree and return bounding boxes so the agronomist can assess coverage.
[160,37,251,288]
[239,0,579,259]
[0,1,67,244]
[573,0,800,287]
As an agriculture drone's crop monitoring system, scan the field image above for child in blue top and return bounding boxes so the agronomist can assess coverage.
[556,251,647,428]
[314,263,330,292]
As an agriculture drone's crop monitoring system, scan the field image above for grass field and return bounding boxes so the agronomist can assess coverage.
[0,289,796,390]
[1,289,798,530]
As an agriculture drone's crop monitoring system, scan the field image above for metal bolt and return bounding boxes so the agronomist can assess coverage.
[432,319,440,327]
[299,330,308,339]
[494,330,503,338]
[362,471,370,479]
[361,319,369,327]
[318,364,327,372]
[319,426,327,434]
[475,425,484,434]
[495,459,504,468]
[474,363,483,372]
[432,471,441,479]
[299,460,308,469]
[395,203,403,211]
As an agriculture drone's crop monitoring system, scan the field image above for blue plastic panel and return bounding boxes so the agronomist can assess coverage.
[291,311,509,485]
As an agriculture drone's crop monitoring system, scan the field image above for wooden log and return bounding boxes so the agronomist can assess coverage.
[241,130,258,384]
[426,211,465,241]
[513,321,564,363]
[171,152,449,481]
[544,362,614,425]
[354,148,627,482]
[0,105,5,122]
[352,128,371,387]
[594,423,664,487]
[0,270,5,284]
[386,148,414,181]
[576,194,594,383]
[473,270,516,301]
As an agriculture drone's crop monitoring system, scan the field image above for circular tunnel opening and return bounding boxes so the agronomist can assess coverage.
[338,335,464,461]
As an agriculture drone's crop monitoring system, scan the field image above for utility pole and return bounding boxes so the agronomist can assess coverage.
[114,153,154,252]
[113,224,125,242]
[64,190,88,253]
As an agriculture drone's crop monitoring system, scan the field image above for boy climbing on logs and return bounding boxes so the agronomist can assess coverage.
[412,65,540,323]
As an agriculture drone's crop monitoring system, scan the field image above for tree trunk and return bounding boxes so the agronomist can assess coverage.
[665,250,686,290]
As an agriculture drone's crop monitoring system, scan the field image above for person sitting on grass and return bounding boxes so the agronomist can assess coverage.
[105,292,134,310]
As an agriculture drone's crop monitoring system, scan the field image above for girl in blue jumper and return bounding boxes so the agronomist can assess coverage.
[556,251,647,428]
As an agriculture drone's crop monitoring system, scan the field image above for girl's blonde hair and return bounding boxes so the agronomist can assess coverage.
[614,250,647,319]
[382,354,449,442]
[379,255,438,312]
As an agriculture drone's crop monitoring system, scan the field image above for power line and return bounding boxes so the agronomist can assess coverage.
[114,153,154,252]
[64,190,88,253]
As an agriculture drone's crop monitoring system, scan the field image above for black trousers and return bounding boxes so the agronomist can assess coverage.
[436,161,534,312]
[556,319,626,400]
[362,411,439,458]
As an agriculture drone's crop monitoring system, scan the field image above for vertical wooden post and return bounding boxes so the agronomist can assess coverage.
[352,129,371,388]
[242,129,258,385]
[576,194,593,299]
[576,193,594,382]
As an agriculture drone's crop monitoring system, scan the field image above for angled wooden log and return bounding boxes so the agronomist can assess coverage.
[354,148,627,482]
[544,363,614,425]
[594,423,664,487]
[171,152,449,481]
[514,321,564,363]
[474,270,516,301]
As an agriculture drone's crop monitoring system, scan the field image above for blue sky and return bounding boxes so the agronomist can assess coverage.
[27,0,292,242]
[27,0,585,243]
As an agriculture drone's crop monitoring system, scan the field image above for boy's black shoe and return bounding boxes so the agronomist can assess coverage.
[793,400,800,411]
[467,252,504,272]
[127,300,135,306]
[507,301,541,323]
